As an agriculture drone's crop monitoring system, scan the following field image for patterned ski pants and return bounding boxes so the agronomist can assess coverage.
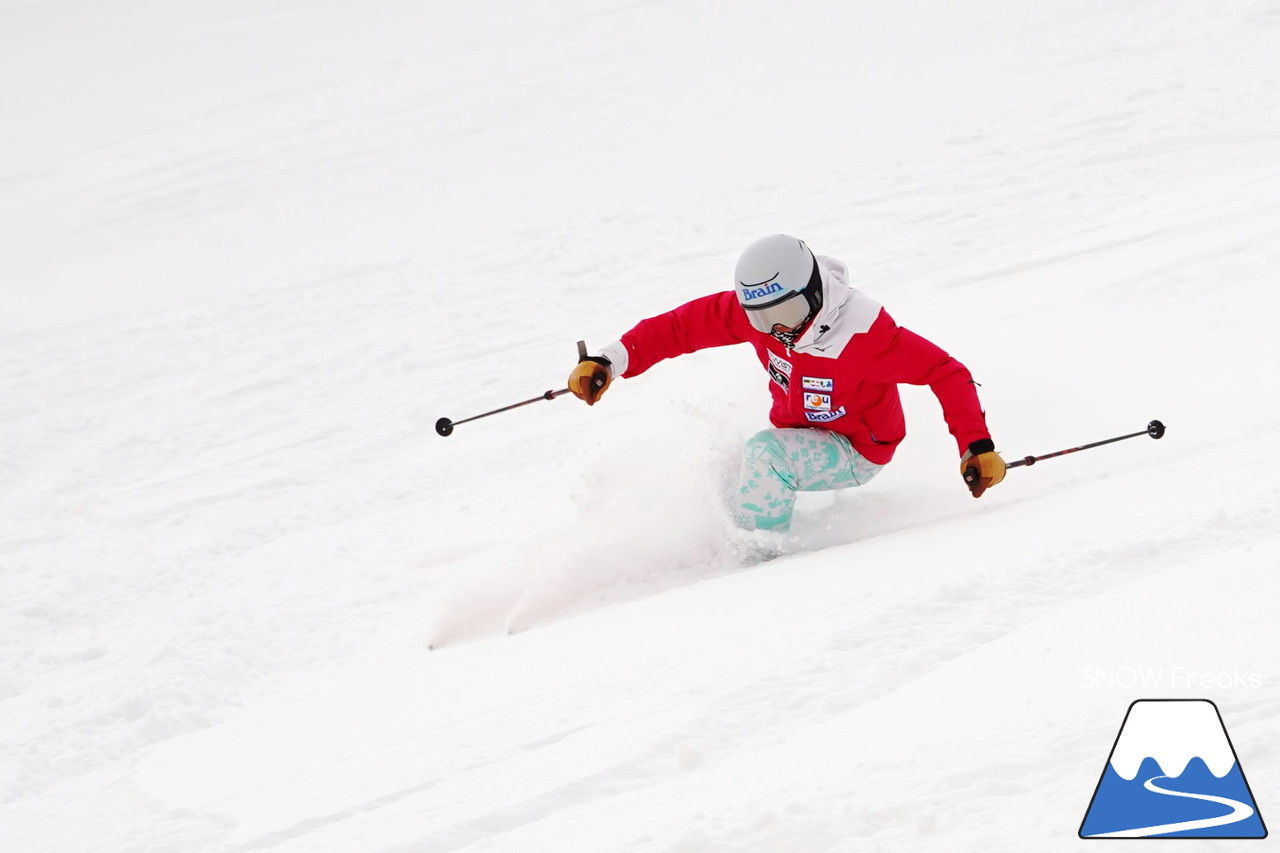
[733,428,884,531]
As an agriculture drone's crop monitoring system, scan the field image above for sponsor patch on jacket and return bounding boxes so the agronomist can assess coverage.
[803,393,831,411]
[766,350,792,390]
[805,406,847,423]
[802,376,833,392]
[767,351,793,377]
[768,364,789,390]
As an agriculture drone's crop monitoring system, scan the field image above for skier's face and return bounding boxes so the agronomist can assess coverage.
[741,259,823,343]
[769,320,806,347]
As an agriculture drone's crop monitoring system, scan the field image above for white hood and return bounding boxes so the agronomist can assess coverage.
[789,255,882,358]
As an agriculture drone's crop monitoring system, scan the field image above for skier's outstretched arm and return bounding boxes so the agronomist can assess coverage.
[569,291,749,405]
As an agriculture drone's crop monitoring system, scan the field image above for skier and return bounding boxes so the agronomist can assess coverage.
[568,234,1005,535]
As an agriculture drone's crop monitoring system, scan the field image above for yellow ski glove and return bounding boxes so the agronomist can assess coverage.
[569,357,612,406]
[961,439,1005,498]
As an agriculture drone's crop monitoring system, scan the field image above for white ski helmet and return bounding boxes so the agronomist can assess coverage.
[733,234,823,342]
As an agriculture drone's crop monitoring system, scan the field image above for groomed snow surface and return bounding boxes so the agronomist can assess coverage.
[3,1,1280,850]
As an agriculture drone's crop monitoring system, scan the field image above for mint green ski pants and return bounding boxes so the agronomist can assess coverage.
[733,428,884,531]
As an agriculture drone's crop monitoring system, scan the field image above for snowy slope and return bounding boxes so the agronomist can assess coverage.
[3,1,1280,851]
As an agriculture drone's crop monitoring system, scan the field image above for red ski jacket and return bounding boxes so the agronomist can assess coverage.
[610,278,990,465]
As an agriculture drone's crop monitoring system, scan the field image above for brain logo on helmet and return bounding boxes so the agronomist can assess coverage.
[741,281,785,302]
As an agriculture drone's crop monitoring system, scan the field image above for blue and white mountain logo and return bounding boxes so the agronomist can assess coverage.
[1080,699,1267,838]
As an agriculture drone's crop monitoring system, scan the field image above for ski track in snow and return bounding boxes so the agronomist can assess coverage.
[4,0,1280,851]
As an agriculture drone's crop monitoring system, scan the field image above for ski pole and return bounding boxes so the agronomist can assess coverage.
[435,341,597,437]
[965,419,1166,486]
